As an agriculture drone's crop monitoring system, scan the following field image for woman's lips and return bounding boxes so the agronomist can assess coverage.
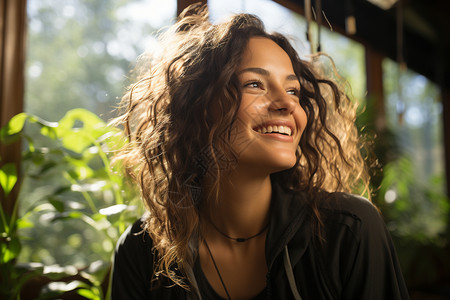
[254,124,292,136]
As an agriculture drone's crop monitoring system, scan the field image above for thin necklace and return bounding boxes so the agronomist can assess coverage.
[204,239,232,300]
[207,219,270,243]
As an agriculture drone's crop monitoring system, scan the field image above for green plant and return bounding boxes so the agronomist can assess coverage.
[0,161,23,299]
[378,155,449,242]
[0,109,141,299]
[377,154,450,288]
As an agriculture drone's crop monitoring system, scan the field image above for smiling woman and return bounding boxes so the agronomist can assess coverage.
[111,4,410,300]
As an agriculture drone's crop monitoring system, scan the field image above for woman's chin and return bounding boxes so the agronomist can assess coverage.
[248,157,297,175]
[270,160,297,173]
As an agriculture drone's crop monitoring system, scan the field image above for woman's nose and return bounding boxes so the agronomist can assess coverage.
[267,89,296,114]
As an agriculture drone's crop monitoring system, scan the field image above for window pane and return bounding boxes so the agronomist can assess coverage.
[26,0,176,121]
[21,0,176,267]
[382,58,447,240]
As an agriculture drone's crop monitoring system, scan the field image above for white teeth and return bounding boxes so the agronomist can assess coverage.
[257,125,292,136]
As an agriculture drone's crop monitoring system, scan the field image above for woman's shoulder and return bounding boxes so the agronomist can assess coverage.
[113,217,154,276]
[319,192,378,217]
[115,217,153,255]
[310,192,410,299]
[111,217,155,299]
[315,191,386,239]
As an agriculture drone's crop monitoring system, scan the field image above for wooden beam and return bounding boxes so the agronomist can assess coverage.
[177,0,207,16]
[271,0,367,45]
[272,0,305,15]
[365,45,386,133]
[0,0,27,216]
[442,88,450,197]
[442,88,450,242]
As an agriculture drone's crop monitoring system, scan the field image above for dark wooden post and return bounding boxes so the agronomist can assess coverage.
[177,0,207,16]
[442,88,450,238]
[0,0,27,216]
[365,45,386,133]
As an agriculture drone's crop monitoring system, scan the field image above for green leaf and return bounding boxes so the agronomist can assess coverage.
[1,235,21,263]
[65,157,94,180]
[42,265,78,280]
[0,113,28,140]
[55,109,107,153]
[77,288,100,300]
[79,214,111,231]
[80,260,110,286]
[38,280,88,299]
[61,130,95,153]
[48,197,65,212]
[51,185,72,195]
[99,204,127,216]
[40,125,58,140]
[0,163,17,197]
[16,218,34,229]
[60,109,105,131]
[38,161,59,176]
[24,135,36,152]
[15,262,44,274]
[91,213,106,222]
[51,211,84,222]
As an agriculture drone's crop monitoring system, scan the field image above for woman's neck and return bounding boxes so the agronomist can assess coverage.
[202,170,272,240]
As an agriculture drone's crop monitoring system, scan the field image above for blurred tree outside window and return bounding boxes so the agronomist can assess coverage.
[26,0,176,121]
[381,59,448,242]
[20,0,176,269]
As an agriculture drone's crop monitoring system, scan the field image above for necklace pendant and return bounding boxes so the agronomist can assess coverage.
[236,238,246,242]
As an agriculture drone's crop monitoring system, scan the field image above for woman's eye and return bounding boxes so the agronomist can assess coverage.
[244,80,263,89]
[287,88,300,96]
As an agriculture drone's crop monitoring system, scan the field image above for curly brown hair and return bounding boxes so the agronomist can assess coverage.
[113,3,370,289]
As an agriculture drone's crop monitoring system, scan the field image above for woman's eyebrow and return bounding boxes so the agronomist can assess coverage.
[238,67,270,76]
[238,67,298,82]
[286,74,299,81]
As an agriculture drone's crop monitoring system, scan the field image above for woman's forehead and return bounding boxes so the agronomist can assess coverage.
[238,37,295,75]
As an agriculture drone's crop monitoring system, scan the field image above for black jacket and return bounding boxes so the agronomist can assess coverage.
[111,183,410,299]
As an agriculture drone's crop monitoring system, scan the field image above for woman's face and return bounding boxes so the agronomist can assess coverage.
[229,37,307,175]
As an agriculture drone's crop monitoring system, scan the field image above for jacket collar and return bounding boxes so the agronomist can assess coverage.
[265,182,312,269]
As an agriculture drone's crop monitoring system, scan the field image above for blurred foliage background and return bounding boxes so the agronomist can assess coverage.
[0,0,448,299]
